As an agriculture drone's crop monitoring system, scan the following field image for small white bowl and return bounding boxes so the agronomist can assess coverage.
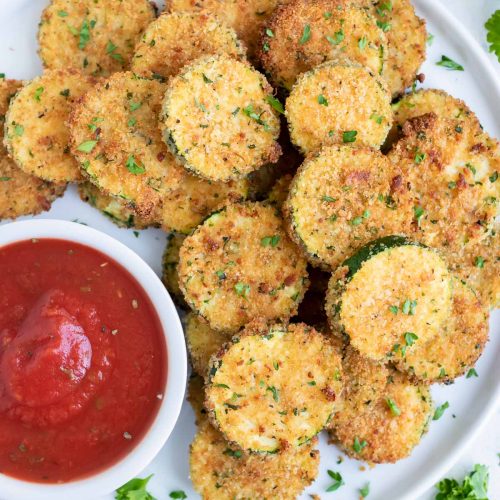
[0,219,187,500]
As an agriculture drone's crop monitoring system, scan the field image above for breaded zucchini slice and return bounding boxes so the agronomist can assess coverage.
[259,0,387,90]
[160,54,281,182]
[373,0,426,97]
[162,232,188,308]
[387,88,481,147]
[132,11,246,81]
[0,79,66,219]
[285,61,392,153]
[326,236,453,361]
[394,278,489,383]
[205,322,343,452]
[448,226,500,309]
[79,182,154,229]
[190,417,319,499]
[158,169,249,234]
[387,113,500,252]
[69,71,183,216]
[38,0,155,76]
[267,174,293,209]
[4,69,99,183]
[178,202,308,332]
[185,312,231,377]
[283,145,413,270]
[330,366,432,464]
[169,0,285,60]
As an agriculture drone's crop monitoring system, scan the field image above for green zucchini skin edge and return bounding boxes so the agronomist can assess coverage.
[342,235,425,281]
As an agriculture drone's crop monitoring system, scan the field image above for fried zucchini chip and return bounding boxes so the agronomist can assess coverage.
[79,182,154,229]
[387,88,480,147]
[185,312,231,377]
[373,0,426,97]
[4,69,98,183]
[326,237,453,362]
[69,71,183,216]
[394,278,489,383]
[38,0,155,76]
[284,145,413,270]
[387,113,500,252]
[131,11,246,81]
[162,232,188,308]
[330,357,432,464]
[158,169,249,234]
[178,202,308,332]
[267,174,293,209]
[168,0,286,60]
[160,54,281,182]
[285,61,392,153]
[0,79,65,219]
[205,322,343,452]
[190,417,319,499]
[259,0,387,90]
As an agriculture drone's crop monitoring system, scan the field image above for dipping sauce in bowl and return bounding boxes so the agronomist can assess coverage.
[0,238,166,483]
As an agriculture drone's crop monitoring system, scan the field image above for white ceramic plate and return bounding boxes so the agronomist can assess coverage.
[0,1,498,499]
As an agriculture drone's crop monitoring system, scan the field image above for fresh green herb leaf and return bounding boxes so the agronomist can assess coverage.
[370,112,383,124]
[77,140,97,153]
[386,398,401,416]
[376,20,391,32]
[266,95,284,114]
[223,448,243,458]
[360,482,370,498]
[435,464,489,500]
[202,73,213,84]
[13,123,24,136]
[436,55,464,71]
[261,235,280,247]
[0,176,12,181]
[115,474,155,500]
[299,24,311,44]
[414,205,425,224]
[130,101,142,112]
[169,491,187,500]
[78,19,92,50]
[342,130,357,143]
[234,282,250,298]
[322,195,337,202]
[34,86,44,102]
[427,33,434,46]
[317,94,328,106]
[326,29,344,45]
[266,385,280,402]
[466,368,478,378]
[389,305,398,315]
[242,104,270,130]
[125,155,145,175]
[404,332,418,347]
[323,11,332,20]
[128,117,137,127]
[485,9,500,63]
[474,256,485,268]
[358,36,368,49]
[326,470,345,492]
[265,28,274,37]
[414,151,426,164]
[353,437,368,453]
[489,171,498,183]
[57,10,68,17]
[60,88,70,97]
[433,401,450,420]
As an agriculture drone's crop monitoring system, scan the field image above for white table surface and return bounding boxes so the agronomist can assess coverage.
[418,3,499,499]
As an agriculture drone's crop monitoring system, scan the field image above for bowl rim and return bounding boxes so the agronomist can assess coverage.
[0,219,187,499]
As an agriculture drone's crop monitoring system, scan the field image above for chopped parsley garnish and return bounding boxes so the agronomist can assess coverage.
[485,9,500,62]
[360,482,370,498]
[370,112,383,124]
[466,368,478,378]
[358,36,368,49]
[474,256,485,268]
[60,88,70,97]
[265,95,284,114]
[326,29,344,45]
[326,470,345,492]
[402,299,417,315]
[386,398,401,416]
[13,123,24,136]
[214,383,230,389]
[129,101,142,112]
[404,332,418,347]
[261,235,280,247]
[125,155,145,175]
[266,385,280,402]
[414,205,425,224]
[128,117,137,127]
[0,177,11,181]
[78,19,92,50]
[169,491,187,500]
[202,73,213,84]
[77,140,97,153]
[433,401,450,420]
[33,86,44,102]
[376,20,391,32]
[436,55,464,71]
[299,24,311,44]
[223,448,243,458]
[265,28,274,37]
[427,33,434,46]
[57,10,68,17]
[414,151,426,164]
[342,130,357,143]
[234,282,250,298]
[115,474,154,500]
[323,11,332,19]
[435,464,489,500]
[353,437,368,453]
[322,195,337,202]
[106,40,124,63]
[242,104,270,130]
[389,305,399,314]
[490,171,498,183]
[317,94,328,106]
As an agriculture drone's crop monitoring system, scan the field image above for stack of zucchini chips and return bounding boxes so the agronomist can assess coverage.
[1,0,498,496]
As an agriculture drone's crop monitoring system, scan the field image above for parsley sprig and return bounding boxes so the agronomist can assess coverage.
[435,464,489,500]
[485,10,500,62]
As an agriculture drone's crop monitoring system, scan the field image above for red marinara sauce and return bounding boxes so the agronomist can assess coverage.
[0,238,166,483]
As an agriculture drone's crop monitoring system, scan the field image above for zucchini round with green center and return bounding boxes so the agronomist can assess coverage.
[283,145,413,270]
[131,11,246,81]
[4,69,99,183]
[394,278,489,383]
[330,361,432,464]
[79,182,155,229]
[178,201,309,332]
[185,312,232,377]
[285,61,392,153]
[259,0,387,90]
[205,322,343,452]
[69,71,184,217]
[373,0,427,98]
[326,236,453,361]
[190,411,320,499]
[38,0,155,76]
[159,54,282,182]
